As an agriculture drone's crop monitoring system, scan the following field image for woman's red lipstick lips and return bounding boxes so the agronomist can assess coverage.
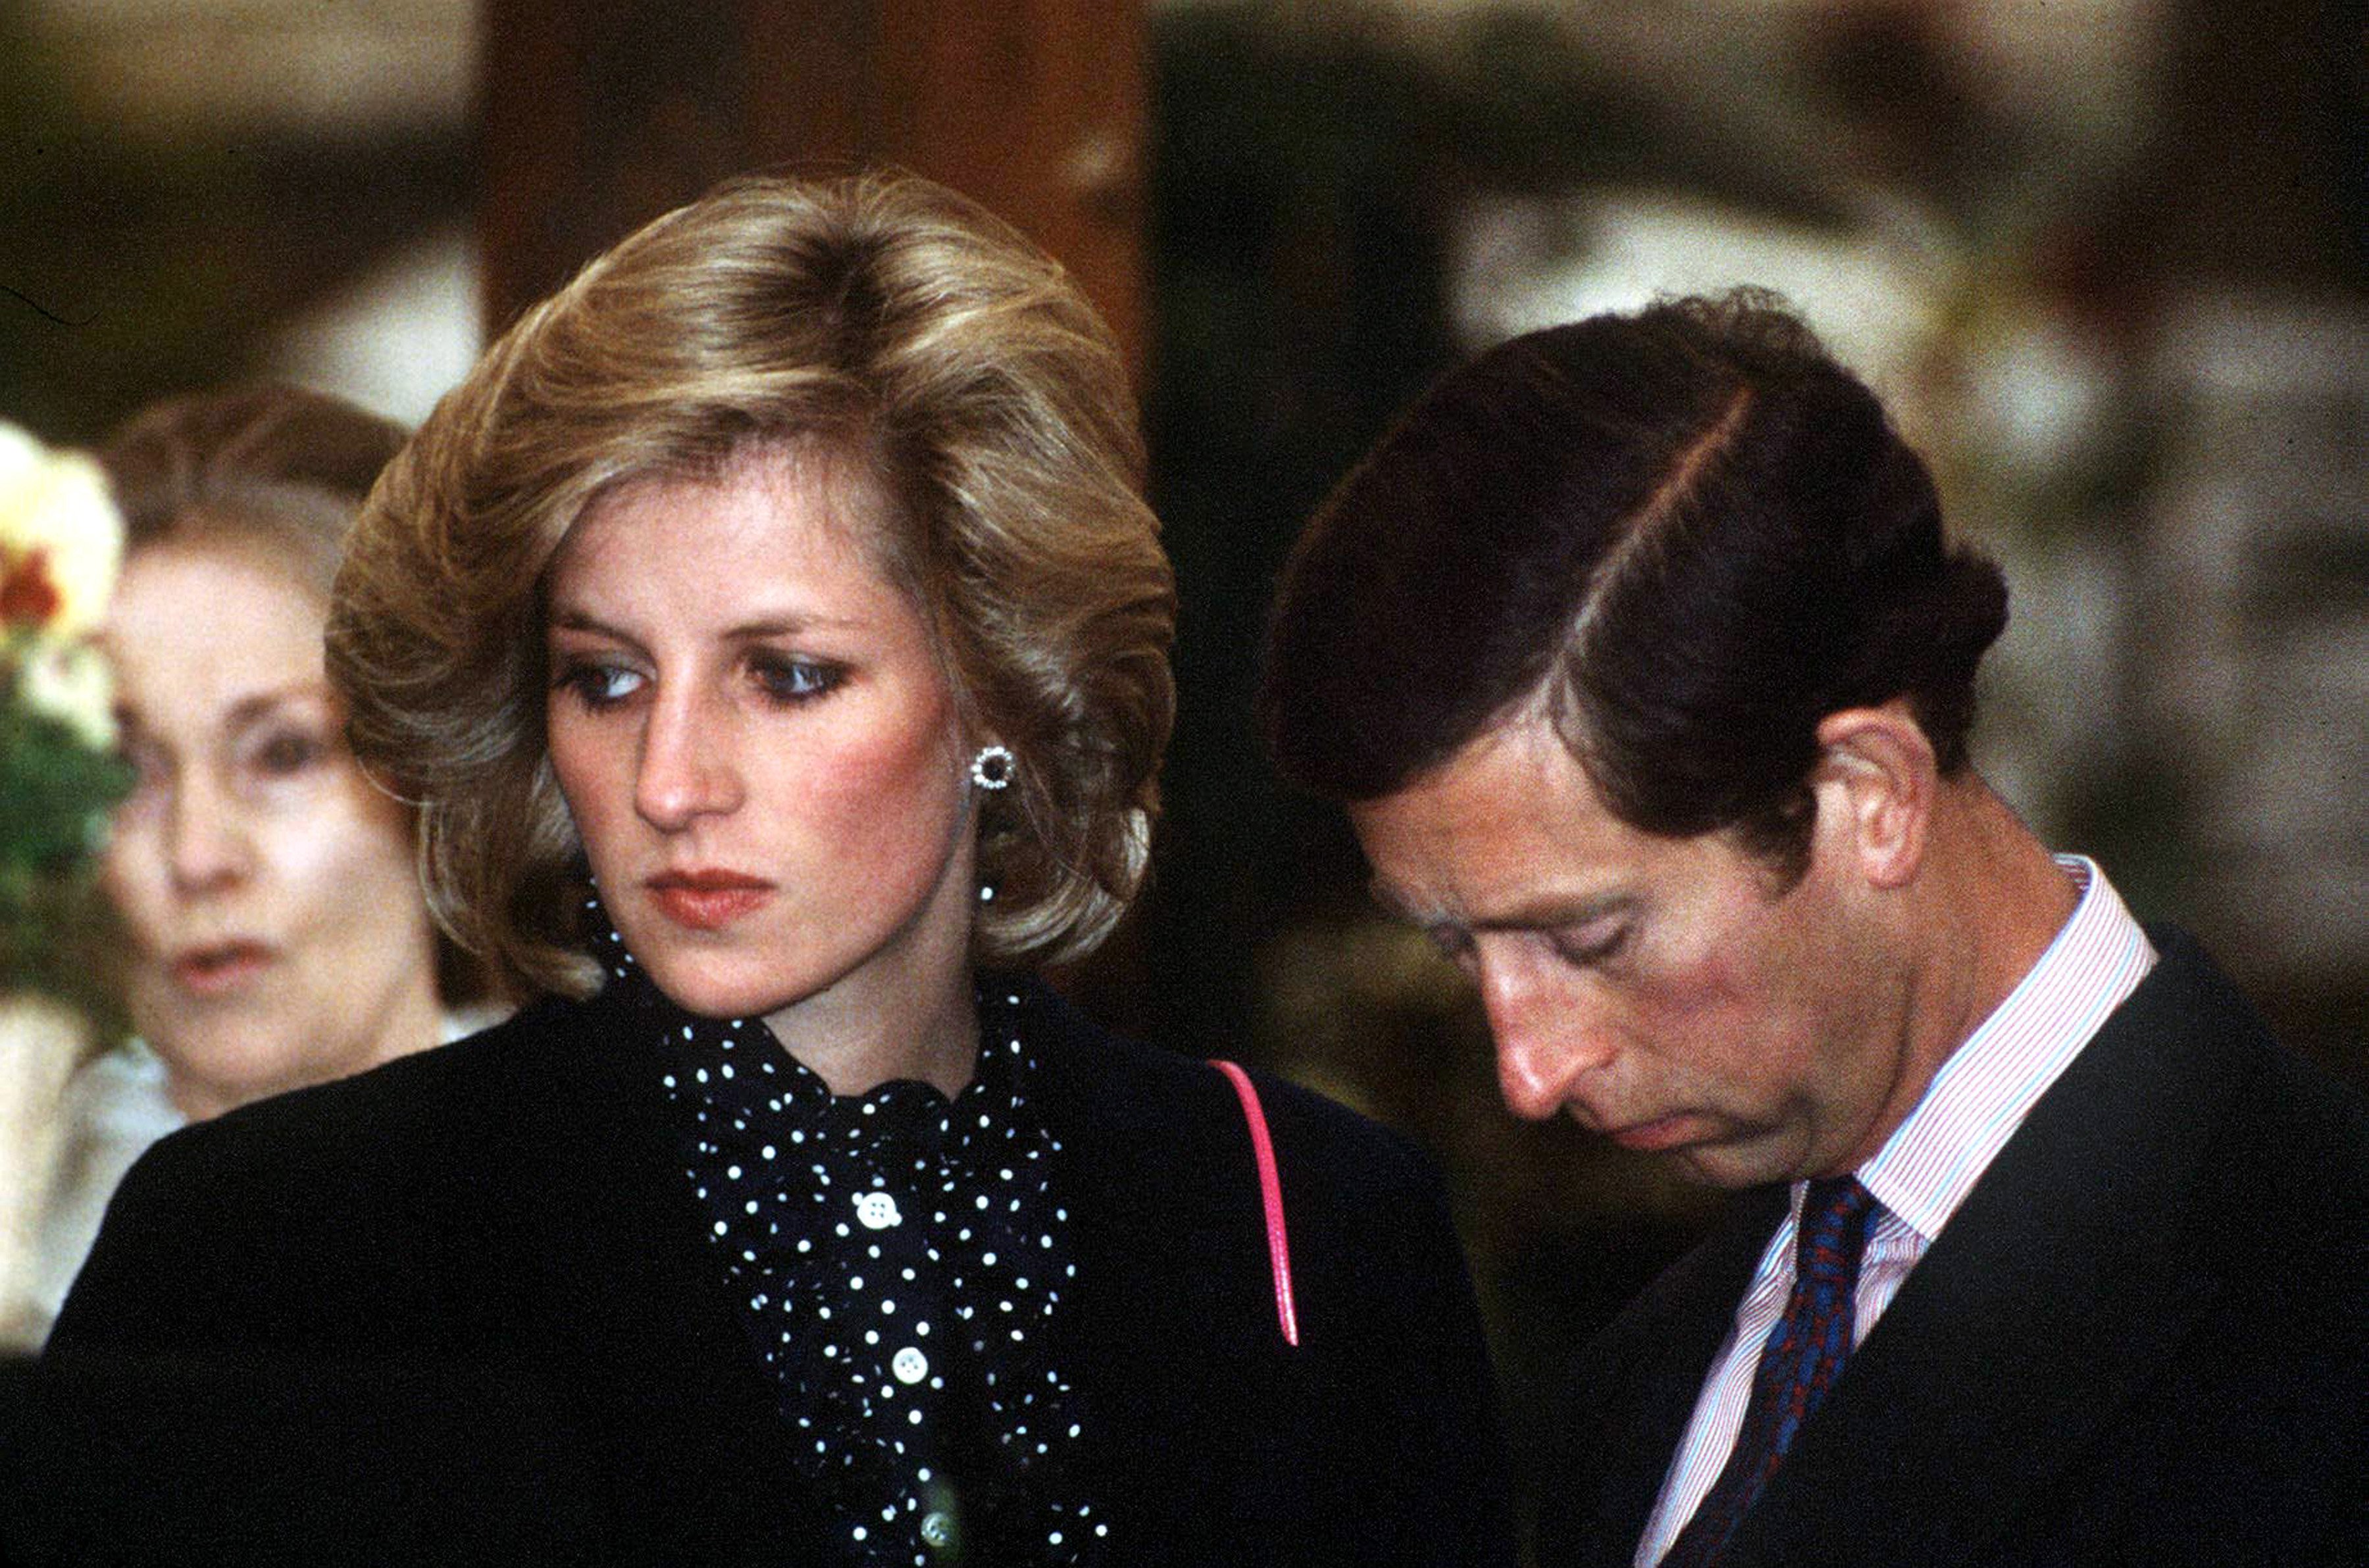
[647,870,774,930]
[170,941,272,996]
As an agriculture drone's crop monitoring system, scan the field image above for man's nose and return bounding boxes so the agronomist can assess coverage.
[634,687,743,830]
[1478,948,1617,1121]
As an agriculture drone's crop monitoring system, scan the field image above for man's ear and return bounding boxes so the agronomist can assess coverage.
[1809,699,1936,890]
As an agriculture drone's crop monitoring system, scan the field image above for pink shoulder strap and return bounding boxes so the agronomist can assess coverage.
[1211,1059,1300,1348]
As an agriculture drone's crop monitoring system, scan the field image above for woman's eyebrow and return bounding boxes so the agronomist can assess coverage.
[547,606,634,638]
[547,607,866,642]
[719,613,864,640]
[221,685,336,734]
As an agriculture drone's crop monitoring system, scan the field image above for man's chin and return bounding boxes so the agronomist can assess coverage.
[1603,1111,1719,1155]
[1660,1130,1798,1191]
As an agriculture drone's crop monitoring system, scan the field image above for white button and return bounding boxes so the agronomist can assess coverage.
[854,1192,901,1229]
[919,1510,955,1550]
[892,1346,929,1384]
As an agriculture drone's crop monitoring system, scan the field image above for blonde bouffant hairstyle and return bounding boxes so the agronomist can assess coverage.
[326,172,1176,999]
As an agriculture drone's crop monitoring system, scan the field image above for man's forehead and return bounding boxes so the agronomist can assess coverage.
[1349,721,1633,917]
[1355,718,1603,835]
[1363,865,1635,936]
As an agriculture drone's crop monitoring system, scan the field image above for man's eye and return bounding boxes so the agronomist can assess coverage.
[1550,925,1629,967]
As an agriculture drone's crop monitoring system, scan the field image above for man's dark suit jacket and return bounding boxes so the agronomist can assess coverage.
[1542,927,2369,1568]
[10,978,1515,1566]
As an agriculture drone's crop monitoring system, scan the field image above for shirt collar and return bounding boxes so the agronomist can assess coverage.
[584,888,1024,1169]
[1851,855,2158,1244]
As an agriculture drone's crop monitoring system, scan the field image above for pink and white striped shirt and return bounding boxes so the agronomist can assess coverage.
[1632,856,2156,1567]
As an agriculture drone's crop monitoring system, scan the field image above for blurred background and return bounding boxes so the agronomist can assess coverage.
[5,0,2362,1537]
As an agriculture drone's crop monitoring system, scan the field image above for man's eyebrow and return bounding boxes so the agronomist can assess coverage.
[1366,878,1633,932]
[1469,891,1634,932]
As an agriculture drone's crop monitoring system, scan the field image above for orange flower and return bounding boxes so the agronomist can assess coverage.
[1,548,63,628]
[0,422,122,641]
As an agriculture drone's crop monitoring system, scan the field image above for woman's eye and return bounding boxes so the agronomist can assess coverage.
[248,728,330,778]
[751,653,839,704]
[555,660,644,709]
[118,737,165,786]
[113,738,170,809]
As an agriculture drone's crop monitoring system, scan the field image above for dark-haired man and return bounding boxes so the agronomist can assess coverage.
[1260,293,2368,1567]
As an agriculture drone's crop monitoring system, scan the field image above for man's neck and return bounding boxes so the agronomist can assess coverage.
[1904,777,2082,1094]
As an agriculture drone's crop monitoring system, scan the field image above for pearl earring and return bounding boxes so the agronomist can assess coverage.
[969,744,1015,791]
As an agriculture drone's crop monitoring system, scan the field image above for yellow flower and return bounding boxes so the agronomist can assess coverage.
[0,422,124,641]
[19,639,116,749]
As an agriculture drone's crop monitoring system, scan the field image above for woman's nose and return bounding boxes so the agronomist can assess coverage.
[634,688,744,830]
[165,774,254,894]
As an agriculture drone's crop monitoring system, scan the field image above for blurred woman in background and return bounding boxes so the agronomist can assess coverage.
[24,385,486,1339]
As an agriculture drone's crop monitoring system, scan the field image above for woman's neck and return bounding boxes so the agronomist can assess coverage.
[166,965,446,1123]
[762,955,981,1100]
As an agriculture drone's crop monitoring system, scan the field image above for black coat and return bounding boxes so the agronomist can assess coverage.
[1539,928,2369,1568]
[14,978,1516,1567]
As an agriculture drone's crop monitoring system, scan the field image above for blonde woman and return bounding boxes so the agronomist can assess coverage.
[40,174,1514,1565]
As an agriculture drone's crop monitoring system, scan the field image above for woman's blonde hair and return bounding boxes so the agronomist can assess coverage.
[326,171,1175,998]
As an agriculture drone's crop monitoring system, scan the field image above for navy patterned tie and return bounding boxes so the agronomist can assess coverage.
[1658,1176,1881,1567]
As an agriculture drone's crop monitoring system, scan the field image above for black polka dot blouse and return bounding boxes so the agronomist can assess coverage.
[592,909,1107,1566]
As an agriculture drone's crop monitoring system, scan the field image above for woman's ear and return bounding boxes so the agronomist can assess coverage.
[1809,699,1936,890]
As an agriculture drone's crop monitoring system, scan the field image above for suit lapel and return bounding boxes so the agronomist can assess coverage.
[1017,981,1314,1538]
[1723,941,2245,1568]
[509,978,1288,1554]
[1562,1190,1787,1568]
[517,994,830,1555]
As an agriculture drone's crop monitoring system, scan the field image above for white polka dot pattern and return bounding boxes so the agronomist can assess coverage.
[588,898,1104,1565]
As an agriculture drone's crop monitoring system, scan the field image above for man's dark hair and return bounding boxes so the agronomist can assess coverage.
[1259,290,2008,883]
